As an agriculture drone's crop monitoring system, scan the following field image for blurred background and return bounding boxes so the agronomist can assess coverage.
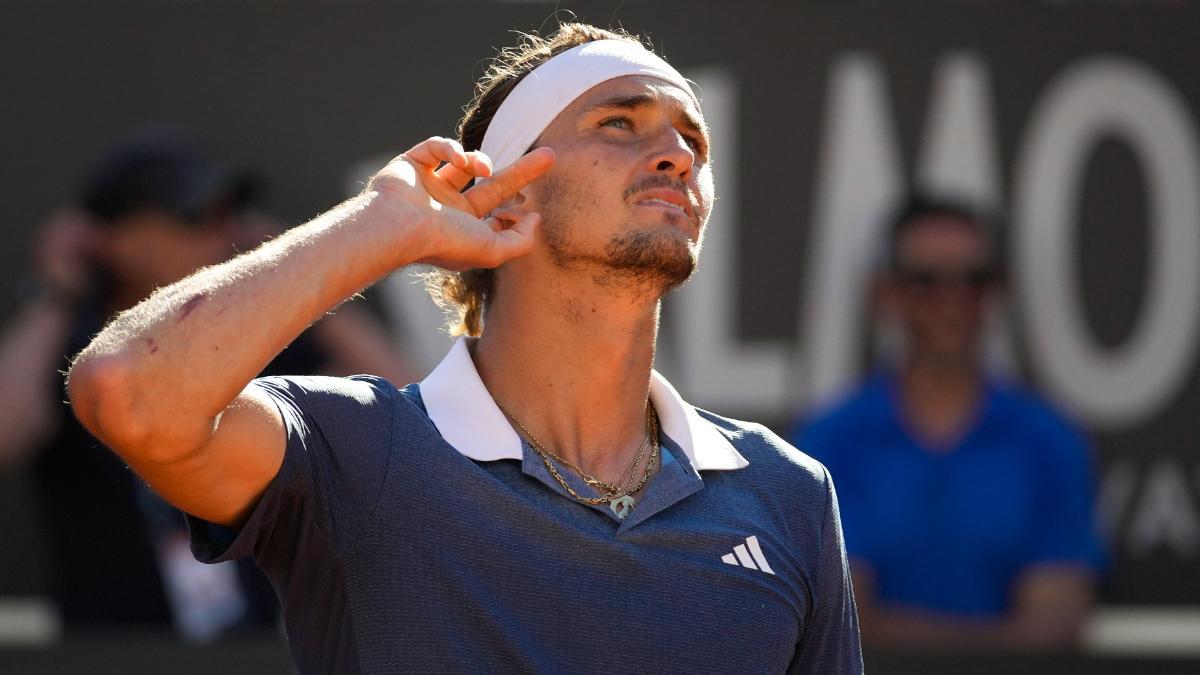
[1,0,1198,672]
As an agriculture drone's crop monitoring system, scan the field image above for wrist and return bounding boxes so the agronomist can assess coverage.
[357,188,438,269]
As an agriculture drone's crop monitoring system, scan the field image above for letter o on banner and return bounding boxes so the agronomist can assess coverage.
[1014,57,1200,430]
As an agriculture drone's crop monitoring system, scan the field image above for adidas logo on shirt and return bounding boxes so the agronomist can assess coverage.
[721,535,776,575]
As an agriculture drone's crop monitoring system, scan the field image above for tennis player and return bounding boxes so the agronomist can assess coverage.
[68,23,862,673]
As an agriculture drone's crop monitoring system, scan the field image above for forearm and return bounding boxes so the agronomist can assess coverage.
[852,564,1089,650]
[861,607,1084,650]
[862,607,1002,648]
[68,190,426,457]
[0,298,73,464]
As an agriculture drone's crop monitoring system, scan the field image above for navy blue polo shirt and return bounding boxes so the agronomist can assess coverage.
[188,339,862,673]
[792,372,1104,616]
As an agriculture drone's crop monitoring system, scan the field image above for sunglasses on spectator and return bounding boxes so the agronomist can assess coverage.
[893,266,998,291]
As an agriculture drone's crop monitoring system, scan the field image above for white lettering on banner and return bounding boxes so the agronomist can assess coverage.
[1121,459,1200,558]
[1014,57,1200,430]
[1100,459,1200,559]
[378,266,454,372]
[1099,458,1138,541]
[915,53,1001,211]
[799,54,902,406]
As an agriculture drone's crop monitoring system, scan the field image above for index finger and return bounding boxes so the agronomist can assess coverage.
[462,147,555,216]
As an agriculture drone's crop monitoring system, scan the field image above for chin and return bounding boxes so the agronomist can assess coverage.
[602,228,697,292]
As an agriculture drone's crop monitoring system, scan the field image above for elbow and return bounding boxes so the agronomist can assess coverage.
[67,351,141,449]
[1026,614,1089,649]
[68,349,217,466]
[66,351,181,464]
[1008,607,1091,650]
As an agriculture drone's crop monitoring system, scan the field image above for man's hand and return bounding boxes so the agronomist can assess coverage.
[367,137,555,271]
[33,208,99,300]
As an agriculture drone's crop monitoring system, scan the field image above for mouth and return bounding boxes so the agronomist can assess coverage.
[633,188,697,226]
[637,198,689,218]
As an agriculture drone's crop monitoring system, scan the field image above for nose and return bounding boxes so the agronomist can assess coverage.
[647,126,696,180]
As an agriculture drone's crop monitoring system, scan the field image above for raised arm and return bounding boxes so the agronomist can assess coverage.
[0,209,95,469]
[0,296,74,468]
[67,139,553,527]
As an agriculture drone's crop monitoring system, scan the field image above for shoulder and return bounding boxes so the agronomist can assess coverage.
[695,409,842,552]
[249,375,406,446]
[987,377,1088,449]
[253,374,398,413]
[697,408,831,492]
[796,375,891,437]
[784,375,893,467]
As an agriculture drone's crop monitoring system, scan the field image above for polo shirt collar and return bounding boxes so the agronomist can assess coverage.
[420,337,748,472]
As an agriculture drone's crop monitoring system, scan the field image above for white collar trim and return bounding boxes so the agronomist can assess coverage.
[419,337,748,471]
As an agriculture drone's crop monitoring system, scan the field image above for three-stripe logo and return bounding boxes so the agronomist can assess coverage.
[721,535,775,575]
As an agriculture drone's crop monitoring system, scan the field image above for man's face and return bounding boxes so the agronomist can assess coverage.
[519,74,713,293]
[885,216,999,367]
[99,209,236,294]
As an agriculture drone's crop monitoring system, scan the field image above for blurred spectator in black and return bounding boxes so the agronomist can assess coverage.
[790,193,1104,649]
[0,127,416,639]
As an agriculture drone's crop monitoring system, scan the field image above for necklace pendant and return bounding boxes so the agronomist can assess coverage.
[609,495,636,520]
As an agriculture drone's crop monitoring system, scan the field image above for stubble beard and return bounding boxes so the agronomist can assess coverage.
[599,229,697,293]
[538,175,699,296]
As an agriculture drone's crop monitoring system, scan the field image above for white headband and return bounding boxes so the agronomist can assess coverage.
[480,39,697,171]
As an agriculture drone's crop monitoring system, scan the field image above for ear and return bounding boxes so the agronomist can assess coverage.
[501,182,534,211]
[487,181,541,228]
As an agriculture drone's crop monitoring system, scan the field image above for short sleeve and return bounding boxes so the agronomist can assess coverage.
[791,416,871,564]
[789,415,844,487]
[790,467,864,674]
[187,375,396,565]
[1026,417,1106,571]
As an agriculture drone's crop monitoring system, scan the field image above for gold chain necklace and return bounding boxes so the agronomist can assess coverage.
[533,423,649,495]
[497,402,660,519]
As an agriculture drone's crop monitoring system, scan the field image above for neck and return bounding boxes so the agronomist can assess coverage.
[474,267,662,484]
[898,353,983,449]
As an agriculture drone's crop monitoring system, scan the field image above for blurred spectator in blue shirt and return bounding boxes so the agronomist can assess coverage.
[791,193,1104,649]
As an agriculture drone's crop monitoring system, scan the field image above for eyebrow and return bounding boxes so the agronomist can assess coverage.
[591,93,709,141]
